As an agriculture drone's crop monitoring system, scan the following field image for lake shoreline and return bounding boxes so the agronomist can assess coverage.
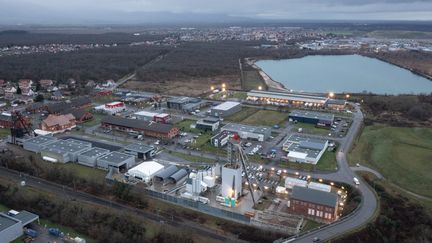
[251,53,432,95]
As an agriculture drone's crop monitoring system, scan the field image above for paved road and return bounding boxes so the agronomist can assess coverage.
[286,104,379,243]
[0,168,243,243]
[351,165,384,180]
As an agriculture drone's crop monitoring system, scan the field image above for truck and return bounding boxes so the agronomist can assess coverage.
[24,228,38,238]
[48,228,64,237]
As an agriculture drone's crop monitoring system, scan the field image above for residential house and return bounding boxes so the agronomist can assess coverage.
[41,114,76,133]
[18,79,33,96]
[39,79,54,89]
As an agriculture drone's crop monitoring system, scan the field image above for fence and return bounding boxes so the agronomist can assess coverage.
[138,187,251,224]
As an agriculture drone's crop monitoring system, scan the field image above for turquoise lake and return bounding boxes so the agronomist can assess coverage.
[256,55,432,95]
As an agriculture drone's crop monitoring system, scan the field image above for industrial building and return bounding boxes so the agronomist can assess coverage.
[153,165,180,183]
[326,99,347,110]
[124,143,156,160]
[195,117,220,132]
[221,163,242,200]
[133,111,171,123]
[289,109,334,127]
[209,101,241,117]
[40,139,92,163]
[101,116,179,139]
[23,135,58,153]
[247,90,328,107]
[211,130,232,147]
[221,123,271,142]
[94,101,126,115]
[168,168,188,184]
[288,186,338,222]
[97,151,135,172]
[126,161,165,182]
[77,147,110,167]
[0,210,39,243]
[167,97,208,112]
[283,135,329,164]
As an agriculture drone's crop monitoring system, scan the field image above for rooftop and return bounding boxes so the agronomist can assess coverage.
[43,139,91,154]
[291,186,338,208]
[25,135,58,145]
[289,109,334,122]
[124,143,154,153]
[78,147,110,158]
[212,101,240,111]
[101,116,176,134]
[11,210,39,226]
[248,90,328,103]
[98,151,134,164]
[283,134,328,159]
[0,213,20,232]
[222,123,271,135]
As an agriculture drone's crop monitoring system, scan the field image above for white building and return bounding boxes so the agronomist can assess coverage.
[221,163,242,199]
[126,161,164,182]
[283,134,329,164]
[308,182,332,192]
[209,101,241,117]
[94,101,126,115]
[285,177,308,189]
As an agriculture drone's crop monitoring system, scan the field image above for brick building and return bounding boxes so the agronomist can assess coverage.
[288,186,338,223]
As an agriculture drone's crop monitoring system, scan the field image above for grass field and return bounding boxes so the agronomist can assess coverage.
[176,119,199,133]
[241,110,289,127]
[82,113,107,127]
[212,91,247,100]
[225,107,260,122]
[63,163,106,183]
[316,151,338,171]
[0,128,10,137]
[349,125,432,198]
[301,220,323,233]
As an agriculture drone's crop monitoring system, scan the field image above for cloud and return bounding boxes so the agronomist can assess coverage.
[0,0,431,24]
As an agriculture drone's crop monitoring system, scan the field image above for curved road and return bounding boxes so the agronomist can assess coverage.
[286,104,379,243]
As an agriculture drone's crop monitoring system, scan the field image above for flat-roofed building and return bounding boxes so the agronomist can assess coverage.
[283,134,328,164]
[221,123,271,142]
[211,130,232,147]
[77,147,110,167]
[325,99,347,110]
[0,210,39,243]
[101,116,179,139]
[247,90,328,107]
[167,97,207,112]
[40,139,92,163]
[134,111,171,123]
[209,101,241,117]
[288,186,338,223]
[289,109,334,127]
[97,151,135,172]
[23,135,57,153]
[196,117,220,132]
[124,143,156,160]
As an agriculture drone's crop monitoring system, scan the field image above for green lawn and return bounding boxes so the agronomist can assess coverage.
[0,128,10,137]
[316,151,338,171]
[0,203,9,212]
[225,107,260,122]
[241,110,289,127]
[212,91,247,100]
[168,151,215,163]
[176,119,199,133]
[63,163,106,183]
[82,113,107,127]
[301,219,324,232]
[279,161,314,171]
[293,122,330,136]
[349,125,432,198]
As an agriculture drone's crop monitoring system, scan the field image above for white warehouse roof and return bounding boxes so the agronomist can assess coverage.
[212,101,240,111]
[287,151,308,160]
[127,161,164,182]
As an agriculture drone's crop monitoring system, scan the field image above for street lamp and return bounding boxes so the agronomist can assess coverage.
[258,85,263,90]
[329,92,335,98]
[345,94,350,99]
[210,85,215,91]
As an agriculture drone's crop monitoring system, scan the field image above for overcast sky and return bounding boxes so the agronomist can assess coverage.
[1,0,432,25]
